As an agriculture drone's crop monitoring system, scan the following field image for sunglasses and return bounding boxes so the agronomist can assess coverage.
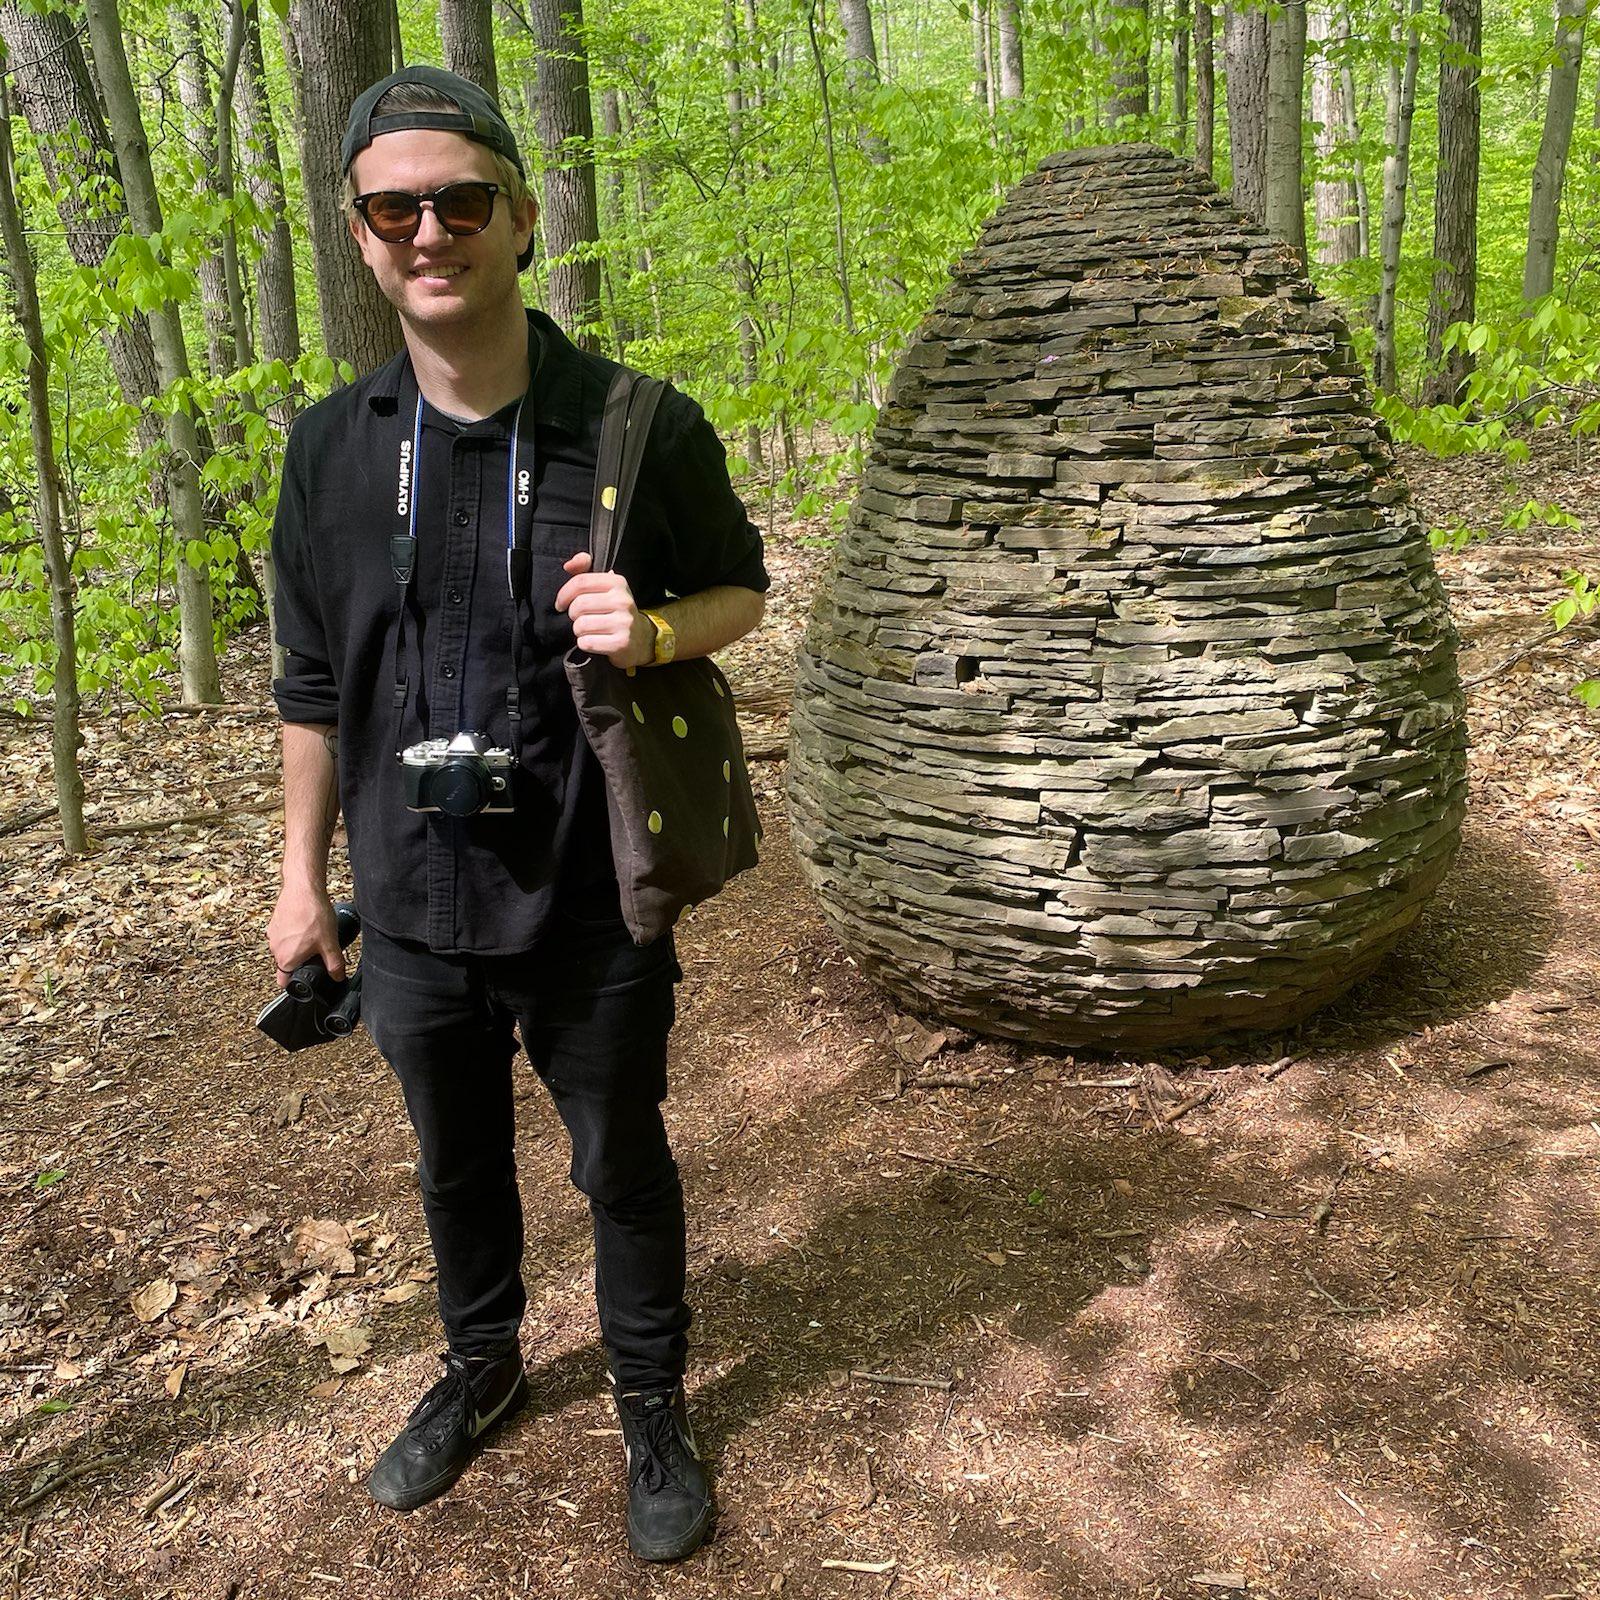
[352,181,502,243]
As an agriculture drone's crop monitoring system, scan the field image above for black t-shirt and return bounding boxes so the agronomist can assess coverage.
[270,307,770,954]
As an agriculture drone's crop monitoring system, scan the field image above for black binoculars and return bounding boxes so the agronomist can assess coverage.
[256,902,363,1051]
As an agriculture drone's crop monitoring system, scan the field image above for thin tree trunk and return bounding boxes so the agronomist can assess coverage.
[1108,0,1151,123]
[531,0,602,347]
[1173,0,1191,149]
[996,0,1024,99]
[1523,0,1588,302]
[1335,8,1370,255]
[1374,0,1423,391]
[1150,0,1165,117]
[805,0,858,353]
[1195,0,1214,173]
[0,77,85,853]
[389,0,403,71]
[1224,4,1268,219]
[442,0,498,98]
[599,84,630,354]
[0,3,162,453]
[85,0,222,706]
[1424,0,1481,404]
[722,0,765,465]
[289,0,402,376]
[972,0,989,107]
[1310,4,1360,265]
[1264,0,1307,261]
[239,0,300,678]
[214,0,252,366]
[239,1,301,373]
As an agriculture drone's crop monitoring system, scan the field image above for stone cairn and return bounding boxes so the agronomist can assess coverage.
[786,144,1468,1049]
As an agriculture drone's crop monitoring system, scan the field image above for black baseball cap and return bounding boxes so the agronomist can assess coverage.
[343,64,525,176]
[344,65,533,270]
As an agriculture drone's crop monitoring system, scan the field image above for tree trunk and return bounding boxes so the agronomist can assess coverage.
[530,0,602,347]
[0,2,162,452]
[289,0,402,376]
[389,0,403,71]
[1224,4,1268,219]
[175,10,243,377]
[1264,0,1307,261]
[1374,0,1423,392]
[84,0,221,705]
[0,77,85,853]
[1108,0,1151,124]
[1173,0,1190,149]
[1523,0,1588,303]
[1195,0,1214,173]
[1424,0,1481,404]
[838,0,889,159]
[996,0,1024,99]
[442,0,498,98]
[239,1,301,374]
[722,0,765,465]
[971,0,989,107]
[1335,8,1371,255]
[1310,5,1360,265]
[805,0,858,348]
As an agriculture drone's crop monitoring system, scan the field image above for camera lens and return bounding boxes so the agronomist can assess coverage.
[431,758,492,817]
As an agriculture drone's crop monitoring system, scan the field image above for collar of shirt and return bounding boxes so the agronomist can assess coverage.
[362,305,583,435]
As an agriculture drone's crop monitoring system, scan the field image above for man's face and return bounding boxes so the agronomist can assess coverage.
[347,128,536,332]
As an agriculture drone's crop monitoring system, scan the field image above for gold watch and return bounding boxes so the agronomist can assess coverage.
[644,609,677,665]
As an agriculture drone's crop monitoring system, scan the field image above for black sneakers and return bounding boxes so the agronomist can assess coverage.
[613,1383,714,1561]
[367,1348,528,1511]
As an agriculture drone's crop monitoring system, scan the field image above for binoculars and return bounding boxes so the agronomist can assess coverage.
[256,902,363,1051]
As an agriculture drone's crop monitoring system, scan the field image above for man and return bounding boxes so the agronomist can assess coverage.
[266,65,767,1562]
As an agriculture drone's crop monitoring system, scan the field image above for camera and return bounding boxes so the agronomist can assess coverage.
[400,730,515,816]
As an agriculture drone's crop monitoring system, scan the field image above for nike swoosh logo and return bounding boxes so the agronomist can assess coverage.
[470,1379,522,1439]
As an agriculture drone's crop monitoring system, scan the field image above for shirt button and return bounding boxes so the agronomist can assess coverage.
[453,510,470,526]
[441,665,457,679]
[448,588,463,605]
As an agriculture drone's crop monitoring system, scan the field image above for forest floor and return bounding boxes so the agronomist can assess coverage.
[2,436,1600,1600]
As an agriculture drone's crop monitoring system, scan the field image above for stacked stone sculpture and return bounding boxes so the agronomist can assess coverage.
[786,144,1468,1048]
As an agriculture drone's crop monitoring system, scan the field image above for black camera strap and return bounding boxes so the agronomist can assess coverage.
[389,353,538,759]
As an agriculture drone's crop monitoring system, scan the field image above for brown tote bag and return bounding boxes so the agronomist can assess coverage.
[564,368,763,945]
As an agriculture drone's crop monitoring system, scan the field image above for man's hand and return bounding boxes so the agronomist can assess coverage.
[557,551,654,669]
[268,884,346,989]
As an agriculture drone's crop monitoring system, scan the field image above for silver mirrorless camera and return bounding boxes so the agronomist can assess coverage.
[400,731,515,816]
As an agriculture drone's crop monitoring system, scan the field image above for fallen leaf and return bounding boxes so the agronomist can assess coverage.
[379,1281,423,1305]
[312,1322,371,1360]
[165,1363,187,1399]
[131,1279,178,1324]
[1188,1576,1247,1592]
[288,1218,355,1276]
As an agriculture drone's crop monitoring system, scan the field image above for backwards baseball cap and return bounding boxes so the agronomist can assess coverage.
[343,65,533,271]
[343,64,525,176]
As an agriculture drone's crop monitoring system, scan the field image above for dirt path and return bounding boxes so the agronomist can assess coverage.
[2,456,1599,1600]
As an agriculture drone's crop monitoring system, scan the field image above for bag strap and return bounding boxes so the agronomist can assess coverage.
[590,370,666,574]
[589,368,635,573]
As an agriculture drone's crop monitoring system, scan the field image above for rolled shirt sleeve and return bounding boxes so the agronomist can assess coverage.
[652,391,771,599]
[270,423,341,725]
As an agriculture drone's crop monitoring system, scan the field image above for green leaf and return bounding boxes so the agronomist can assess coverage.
[33,1168,67,1190]
[36,1399,72,1415]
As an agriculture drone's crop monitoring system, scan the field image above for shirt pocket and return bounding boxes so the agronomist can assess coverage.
[524,540,584,655]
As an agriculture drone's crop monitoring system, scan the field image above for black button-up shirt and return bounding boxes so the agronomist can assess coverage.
[271,308,770,955]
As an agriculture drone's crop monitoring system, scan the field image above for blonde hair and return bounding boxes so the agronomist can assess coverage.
[342,83,529,214]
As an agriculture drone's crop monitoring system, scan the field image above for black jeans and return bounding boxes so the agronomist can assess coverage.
[359,906,689,1390]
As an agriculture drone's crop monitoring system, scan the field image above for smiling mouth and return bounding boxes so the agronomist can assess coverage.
[412,265,467,280]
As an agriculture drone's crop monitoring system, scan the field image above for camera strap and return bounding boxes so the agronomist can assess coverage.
[389,352,538,758]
